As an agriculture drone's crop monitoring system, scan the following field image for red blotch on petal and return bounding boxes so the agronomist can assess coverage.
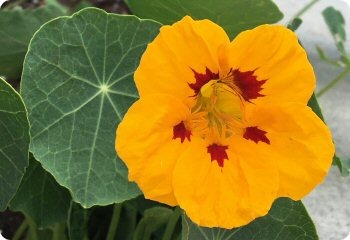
[173,121,191,143]
[189,67,219,95]
[243,126,270,144]
[233,69,266,101]
[207,144,229,167]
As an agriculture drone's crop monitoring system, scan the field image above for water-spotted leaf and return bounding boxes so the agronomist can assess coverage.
[0,2,66,78]
[10,155,71,228]
[182,198,318,240]
[21,8,161,207]
[125,0,283,39]
[0,78,29,210]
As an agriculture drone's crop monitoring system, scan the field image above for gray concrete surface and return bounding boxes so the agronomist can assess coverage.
[275,1,350,239]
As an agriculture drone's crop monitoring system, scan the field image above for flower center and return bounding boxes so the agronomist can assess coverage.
[172,67,270,167]
[190,78,245,141]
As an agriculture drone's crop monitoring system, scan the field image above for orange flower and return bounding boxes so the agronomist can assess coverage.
[116,16,334,228]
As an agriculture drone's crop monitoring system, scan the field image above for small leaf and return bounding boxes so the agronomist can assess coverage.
[322,7,346,54]
[287,18,303,31]
[21,8,162,207]
[0,77,29,210]
[307,94,344,172]
[323,7,346,41]
[10,155,71,228]
[182,198,318,240]
[308,93,324,121]
[333,155,350,177]
[0,2,66,78]
[125,0,283,39]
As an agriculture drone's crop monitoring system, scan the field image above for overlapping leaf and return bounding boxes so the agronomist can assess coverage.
[21,8,161,207]
[134,207,173,240]
[68,202,90,240]
[0,2,66,78]
[182,198,318,240]
[10,156,71,228]
[125,0,283,39]
[308,93,324,121]
[0,78,29,210]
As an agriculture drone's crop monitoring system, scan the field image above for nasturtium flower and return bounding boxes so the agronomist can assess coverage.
[116,16,334,228]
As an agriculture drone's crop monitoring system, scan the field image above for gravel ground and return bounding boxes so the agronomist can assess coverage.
[275,1,350,239]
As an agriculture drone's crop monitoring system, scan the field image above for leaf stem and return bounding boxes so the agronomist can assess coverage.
[26,215,38,240]
[317,68,350,97]
[288,0,321,24]
[12,219,28,240]
[294,0,321,18]
[162,207,182,240]
[106,203,123,240]
[53,222,67,240]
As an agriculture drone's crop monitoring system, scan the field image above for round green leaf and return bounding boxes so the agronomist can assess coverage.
[0,2,66,78]
[21,8,161,207]
[182,198,318,240]
[0,78,29,210]
[125,0,283,39]
[10,155,71,228]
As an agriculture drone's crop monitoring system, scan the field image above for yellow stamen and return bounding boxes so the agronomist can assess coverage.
[200,80,217,98]
[190,80,245,141]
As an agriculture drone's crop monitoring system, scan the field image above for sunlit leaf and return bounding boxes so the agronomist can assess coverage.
[0,2,66,78]
[125,0,283,39]
[0,78,29,210]
[21,8,161,207]
[182,198,318,240]
[10,155,71,228]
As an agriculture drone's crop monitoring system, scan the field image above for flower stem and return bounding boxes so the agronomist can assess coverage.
[106,203,123,240]
[294,0,321,19]
[26,215,38,240]
[317,68,350,97]
[12,219,28,240]
[53,222,67,240]
[162,207,182,240]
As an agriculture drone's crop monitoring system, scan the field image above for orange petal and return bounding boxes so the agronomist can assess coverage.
[116,94,191,205]
[172,137,278,228]
[135,16,230,105]
[246,103,334,199]
[224,25,315,105]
